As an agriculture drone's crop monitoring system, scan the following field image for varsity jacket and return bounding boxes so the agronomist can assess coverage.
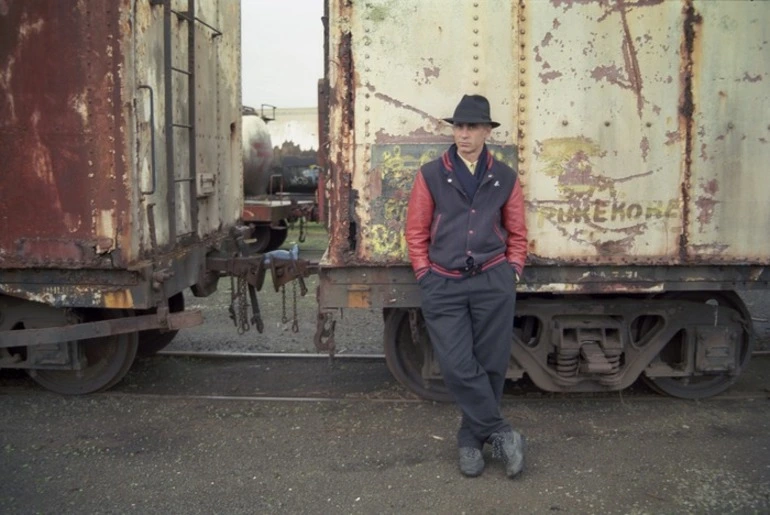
[405,145,527,280]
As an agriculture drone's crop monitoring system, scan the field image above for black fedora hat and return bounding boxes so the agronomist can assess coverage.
[443,94,500,128]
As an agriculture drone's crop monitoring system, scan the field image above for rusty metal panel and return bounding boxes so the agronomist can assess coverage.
[325,0,770,271]
[0,0,241,270]
[524,0,686,264]
[687,0,770,262]
[0,1,131,268]
[325,0,517,265]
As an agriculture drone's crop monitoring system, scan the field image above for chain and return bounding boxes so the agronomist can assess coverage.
[299,216,306,243]
[228,272,237,328]
[292,280,299,332]
[236,275,250,334]
[281,284,289,324]
[313,311,337,354]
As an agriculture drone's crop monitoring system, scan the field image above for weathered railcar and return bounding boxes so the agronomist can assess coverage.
[316,0,770,399]
[0,0,251,393]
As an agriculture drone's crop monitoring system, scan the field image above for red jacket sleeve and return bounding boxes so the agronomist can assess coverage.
[502,178,528,276]
[405,170,433,279]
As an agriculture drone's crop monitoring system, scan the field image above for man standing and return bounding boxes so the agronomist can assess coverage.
[405,94,527,478]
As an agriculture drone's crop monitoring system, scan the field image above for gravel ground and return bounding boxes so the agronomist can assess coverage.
[2,388,769,514]
[168,275,384,355]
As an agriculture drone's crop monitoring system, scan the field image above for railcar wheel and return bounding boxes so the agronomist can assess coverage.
[383,308,452,402]
[136,293,185,357]
[248,224,272,253]
[265,219,289,251]
[642,291,754,399]
[30,309,139,395]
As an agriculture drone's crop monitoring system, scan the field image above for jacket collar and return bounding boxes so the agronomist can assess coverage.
[441,144,495,174]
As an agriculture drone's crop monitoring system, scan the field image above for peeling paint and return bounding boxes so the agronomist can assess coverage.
[539,69,563,84]
[741,72,762,83]
[640,136,649,161]
[324,0,770,268]
[695,196,718,230]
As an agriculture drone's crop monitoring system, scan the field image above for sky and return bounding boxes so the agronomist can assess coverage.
[241,0,325,109]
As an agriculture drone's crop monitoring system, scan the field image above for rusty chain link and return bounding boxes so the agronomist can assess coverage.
[298,216,306,243]
[229,271,250,335]
[236,274,249,334]
[281,284,288,324]
[292,280,299,333]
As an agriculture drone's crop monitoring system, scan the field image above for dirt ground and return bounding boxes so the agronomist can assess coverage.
[1,356,769,514]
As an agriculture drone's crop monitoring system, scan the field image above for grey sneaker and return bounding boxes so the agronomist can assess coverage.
[458,447,484,477]
[490,430,525,478]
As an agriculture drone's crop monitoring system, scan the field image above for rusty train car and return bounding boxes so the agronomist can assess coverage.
[315,0,770,400]
[0,0,276,393]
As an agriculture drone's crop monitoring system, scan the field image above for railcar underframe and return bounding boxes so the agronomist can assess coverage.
[317,264,768,400]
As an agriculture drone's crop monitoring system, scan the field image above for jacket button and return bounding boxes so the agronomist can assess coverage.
[469,230,474,234]
[467,251,472,255]
[471,209,476,214]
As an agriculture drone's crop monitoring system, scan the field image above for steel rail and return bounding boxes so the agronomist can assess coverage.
[102,391,769,404]
[157,350,386,360]
[158,349,770,359]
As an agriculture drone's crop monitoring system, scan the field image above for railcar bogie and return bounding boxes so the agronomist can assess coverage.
[381,290,753,400]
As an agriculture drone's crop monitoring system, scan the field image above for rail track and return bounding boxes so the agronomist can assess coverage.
[2,350,767,403]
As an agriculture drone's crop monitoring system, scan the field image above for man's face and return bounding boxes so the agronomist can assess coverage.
[452,123,492,159]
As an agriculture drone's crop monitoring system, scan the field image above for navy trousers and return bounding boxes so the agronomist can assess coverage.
[419,264,516,449]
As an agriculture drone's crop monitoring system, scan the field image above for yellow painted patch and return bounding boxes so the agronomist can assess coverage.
[368,224,407,258]
[346,285,371,308]
[540,137,602,178]
[103,290,134,309]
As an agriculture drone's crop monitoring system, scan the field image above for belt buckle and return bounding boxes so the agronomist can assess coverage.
[464,256,477,276]
[463,264,482,277]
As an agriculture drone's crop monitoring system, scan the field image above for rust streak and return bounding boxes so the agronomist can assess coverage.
[584,0,667,115]
[613,170,654,183]
[369,88,446,126]
[617,0,644,116]
[679,0,700,261]
[327,24,354,266]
